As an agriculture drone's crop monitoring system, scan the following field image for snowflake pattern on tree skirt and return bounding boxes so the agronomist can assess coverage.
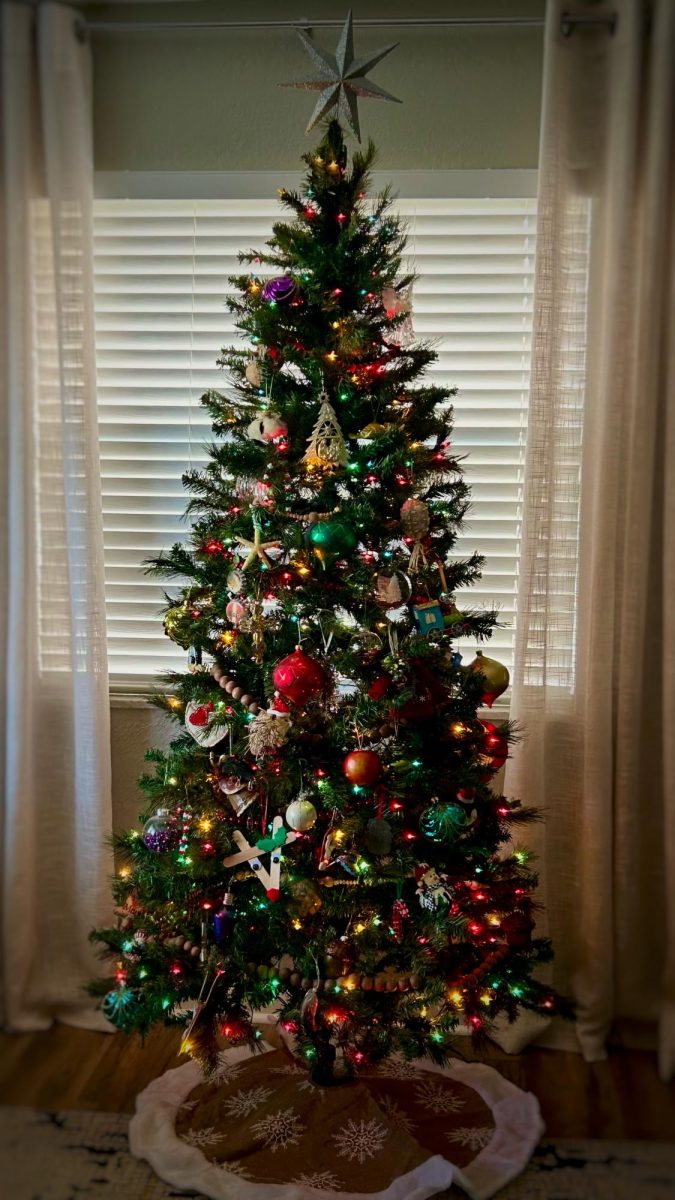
[218,1160,252,1179]
[269,1063,320,1093]
[292,1169,344,1190]
[179,1125,225,1148]
[377,1094,417,1135]
[373,1054,421,1080]
[206,1053,244,1087]
[221,1084,273,1118]
[414,1078,466,1114]
[332,1117,389,1164]
[447,1125,494,1150]
[250,1106,305,1153]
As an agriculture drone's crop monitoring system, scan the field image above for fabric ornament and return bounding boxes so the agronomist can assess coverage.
[184,700,228,748]
[364,816,392,855]
[415,864,452,910]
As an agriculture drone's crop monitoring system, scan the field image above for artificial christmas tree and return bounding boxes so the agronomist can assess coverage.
[91,119,569,1084]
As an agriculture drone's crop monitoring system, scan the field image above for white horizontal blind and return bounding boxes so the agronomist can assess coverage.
[93,197,536,690]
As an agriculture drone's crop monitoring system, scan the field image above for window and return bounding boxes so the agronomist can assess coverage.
[93,188,536,692]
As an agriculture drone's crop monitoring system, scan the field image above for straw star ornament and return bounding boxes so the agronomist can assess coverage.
[281,10,401,141]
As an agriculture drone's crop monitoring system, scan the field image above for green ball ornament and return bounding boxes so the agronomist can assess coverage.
[309,519,357,564]
[420,801,476,842]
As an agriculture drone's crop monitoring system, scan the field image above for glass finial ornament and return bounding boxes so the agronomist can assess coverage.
[142,808,178,853]
[468,650,510,708]
[302,388,347,469]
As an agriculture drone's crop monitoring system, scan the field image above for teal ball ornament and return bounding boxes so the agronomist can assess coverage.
[309,519,357,564]
[102,986,138,1032]
[420,801,475,843]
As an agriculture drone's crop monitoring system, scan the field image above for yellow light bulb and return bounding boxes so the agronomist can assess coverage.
[487,914,501,927]
[220,630,236,646]
[118,866,131,879]
[354,922,366,934]
[449,989,463,1006]
[292,918,302,930]
[167,696,182,710]
[480,992,492,1006]
[198,818,212,833]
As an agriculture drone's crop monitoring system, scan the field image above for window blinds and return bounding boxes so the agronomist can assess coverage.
[93,197,536,691]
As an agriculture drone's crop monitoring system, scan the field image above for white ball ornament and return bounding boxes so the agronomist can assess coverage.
[285,798,318,831]
[246,412,288,443]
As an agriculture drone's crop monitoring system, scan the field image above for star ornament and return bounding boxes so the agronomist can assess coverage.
[281,10,401,141]
[237,522,281,571]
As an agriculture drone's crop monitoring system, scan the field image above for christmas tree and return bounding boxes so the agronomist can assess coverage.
[91,119,569,1082]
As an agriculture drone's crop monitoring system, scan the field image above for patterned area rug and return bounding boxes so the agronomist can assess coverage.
[1,1109,675,1199]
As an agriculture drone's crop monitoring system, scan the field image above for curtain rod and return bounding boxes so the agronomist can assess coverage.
[76,13,617,38]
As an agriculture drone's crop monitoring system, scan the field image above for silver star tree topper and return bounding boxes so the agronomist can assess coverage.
[281,10,400,141]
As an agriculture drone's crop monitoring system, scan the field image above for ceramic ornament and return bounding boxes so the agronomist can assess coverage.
[246,412,288,443]
[184,700,228,748]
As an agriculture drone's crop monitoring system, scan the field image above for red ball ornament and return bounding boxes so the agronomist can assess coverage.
[342,750,383,787]
[266,887,281,903]
[368,673,392,701]
[272,648,328,706]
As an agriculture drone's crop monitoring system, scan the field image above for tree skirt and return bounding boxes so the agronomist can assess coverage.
[129,1045,544,1200]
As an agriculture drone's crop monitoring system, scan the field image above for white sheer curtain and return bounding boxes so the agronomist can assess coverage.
[0,2,113,1030]
[507,0,675,1078]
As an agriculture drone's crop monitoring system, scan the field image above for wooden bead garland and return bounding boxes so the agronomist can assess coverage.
[211,664,261,715]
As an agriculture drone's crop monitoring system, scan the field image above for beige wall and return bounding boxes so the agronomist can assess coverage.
[93,0,543,826]
[88,0,544,172]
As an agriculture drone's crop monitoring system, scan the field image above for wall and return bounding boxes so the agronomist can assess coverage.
[86,0,545,172]
[91,0,544,826]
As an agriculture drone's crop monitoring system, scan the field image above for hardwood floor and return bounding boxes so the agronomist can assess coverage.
[0,1024,674,1140]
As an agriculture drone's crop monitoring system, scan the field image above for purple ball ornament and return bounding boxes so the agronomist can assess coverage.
[262,275,297,304]
[142,809,179,853]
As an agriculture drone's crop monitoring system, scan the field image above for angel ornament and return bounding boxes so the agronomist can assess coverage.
[381,283,414,347]
[400,498,430,574]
